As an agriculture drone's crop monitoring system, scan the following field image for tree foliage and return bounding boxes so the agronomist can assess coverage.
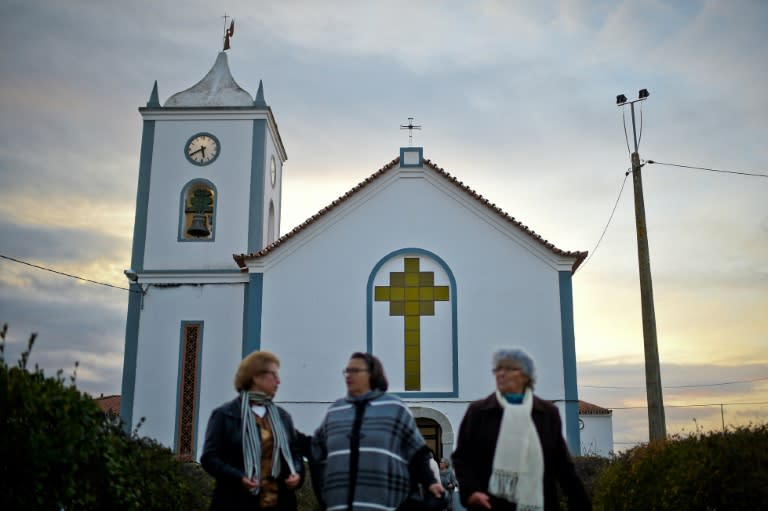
[0,325,212,510]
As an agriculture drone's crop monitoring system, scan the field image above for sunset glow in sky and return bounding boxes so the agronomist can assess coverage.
[1,0,766,450]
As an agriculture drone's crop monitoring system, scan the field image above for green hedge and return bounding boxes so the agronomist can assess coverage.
[592,425,768,510]
[0,326,212,510]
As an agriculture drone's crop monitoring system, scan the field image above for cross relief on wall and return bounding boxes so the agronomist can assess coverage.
[374,257,450,390]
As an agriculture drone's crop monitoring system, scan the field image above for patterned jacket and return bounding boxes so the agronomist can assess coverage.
[312,391,430,511]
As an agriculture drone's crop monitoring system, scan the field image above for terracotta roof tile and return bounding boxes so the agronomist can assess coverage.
[94,394,121,415]
[234,156,587,271]
[579,400,612,415]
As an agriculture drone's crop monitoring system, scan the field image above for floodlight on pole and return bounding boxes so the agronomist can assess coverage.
[615,88,667,442]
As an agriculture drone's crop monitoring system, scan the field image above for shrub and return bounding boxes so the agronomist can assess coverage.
[592,424,768,510]
[0,325,211,510]
[558,455,611,510]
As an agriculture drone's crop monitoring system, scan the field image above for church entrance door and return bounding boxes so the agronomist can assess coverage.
[416,417,442,460]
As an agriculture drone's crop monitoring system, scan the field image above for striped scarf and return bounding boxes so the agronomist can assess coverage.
[241,391,296,494]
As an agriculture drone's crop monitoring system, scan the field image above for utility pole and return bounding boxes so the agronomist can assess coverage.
[616,89,667,442]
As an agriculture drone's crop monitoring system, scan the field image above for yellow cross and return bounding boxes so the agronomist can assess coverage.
[374,257,449,390]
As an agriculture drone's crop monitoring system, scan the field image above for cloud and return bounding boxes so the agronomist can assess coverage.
[0,275,127,396]
[577,358,768,447]
[1,0,765,452]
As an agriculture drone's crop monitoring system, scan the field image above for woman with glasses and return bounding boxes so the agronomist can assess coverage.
[311,352,445,511]
[201,351,304,511]
[451,348,590,511]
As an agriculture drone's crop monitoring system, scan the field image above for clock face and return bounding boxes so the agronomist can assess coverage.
[185,133,220,166]
[270,157,277,187]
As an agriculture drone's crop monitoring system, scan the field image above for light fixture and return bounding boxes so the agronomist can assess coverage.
[616,94,627,105]
[124,269,138,282]
[638,89,649,99]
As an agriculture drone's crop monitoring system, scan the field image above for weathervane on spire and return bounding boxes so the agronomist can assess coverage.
[222,14,235,51]
[400,117,422,146]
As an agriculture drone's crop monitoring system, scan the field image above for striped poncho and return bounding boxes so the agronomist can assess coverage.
[312,390,426,511]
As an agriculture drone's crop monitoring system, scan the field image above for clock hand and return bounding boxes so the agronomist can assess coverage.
[189,146,204,157]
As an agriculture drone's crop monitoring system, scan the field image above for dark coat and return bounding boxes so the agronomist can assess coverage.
[200,397,305,511]
[452,393,591,511]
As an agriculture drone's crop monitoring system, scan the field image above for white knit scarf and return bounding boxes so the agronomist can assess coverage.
[241,391,297,495]
[487,388,544,511]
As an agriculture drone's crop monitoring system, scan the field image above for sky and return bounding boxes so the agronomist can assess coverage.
[1,0,766,451]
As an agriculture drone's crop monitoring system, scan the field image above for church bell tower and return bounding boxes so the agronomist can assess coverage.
[121,50,286,458]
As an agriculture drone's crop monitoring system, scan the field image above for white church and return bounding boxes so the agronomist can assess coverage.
[120,50,613,461]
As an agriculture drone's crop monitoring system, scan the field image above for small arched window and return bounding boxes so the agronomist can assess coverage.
[180,180,217,241]
[267,200,275,244]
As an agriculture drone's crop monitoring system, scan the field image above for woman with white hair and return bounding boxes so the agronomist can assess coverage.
[452,348,590,511]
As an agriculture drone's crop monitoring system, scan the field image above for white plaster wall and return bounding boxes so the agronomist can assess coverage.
[143,120,254,269]
[131,283,244,449]
[580,414,614,457]
[257,168,571,436]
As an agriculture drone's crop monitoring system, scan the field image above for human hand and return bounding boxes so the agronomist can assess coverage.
[428,482,446,498]
[285,472,300,489]
[241,476,259,490]
[468,491,491,509]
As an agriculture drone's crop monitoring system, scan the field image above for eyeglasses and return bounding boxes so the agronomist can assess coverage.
[343,368,369,376]
[492,366,523,374]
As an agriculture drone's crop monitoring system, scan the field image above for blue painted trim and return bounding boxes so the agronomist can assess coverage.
[399,147,424,168]
[119,283,142,433]
[183,132,221,166]
[147,80,160,107]
[129,119,155,272]
[178,179,218,242]
[366,248,458,398]
[248,120,267,252]
[121,118,155,432]
[559,271,580,454]
[174,321,204,458]
[254,80,267,108]
[243,273,263,356]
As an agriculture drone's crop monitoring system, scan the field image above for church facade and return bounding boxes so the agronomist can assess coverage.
[121,52,589,461]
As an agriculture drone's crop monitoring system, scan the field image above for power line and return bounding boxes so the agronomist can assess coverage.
[637,101,644,150]
[579,170,631,271]
[646,159,768,178]
[0,254,133,292]
[621,109,632,156]
[607,400,768,410]
[583,375,768,390]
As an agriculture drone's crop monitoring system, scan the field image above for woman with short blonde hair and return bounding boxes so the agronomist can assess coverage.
[234,351,280,392]
[202,350,304,511]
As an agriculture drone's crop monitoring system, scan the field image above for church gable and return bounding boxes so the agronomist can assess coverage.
[234,153,586,272]
[240,150,585,401]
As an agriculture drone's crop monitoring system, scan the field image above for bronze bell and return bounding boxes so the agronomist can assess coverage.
[187,214,210,237]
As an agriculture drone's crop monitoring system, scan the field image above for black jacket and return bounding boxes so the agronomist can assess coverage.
[452,393,590,511]
[200,397,305,511]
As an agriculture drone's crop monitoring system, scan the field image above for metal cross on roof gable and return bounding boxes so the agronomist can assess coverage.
[400,117,422,146]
